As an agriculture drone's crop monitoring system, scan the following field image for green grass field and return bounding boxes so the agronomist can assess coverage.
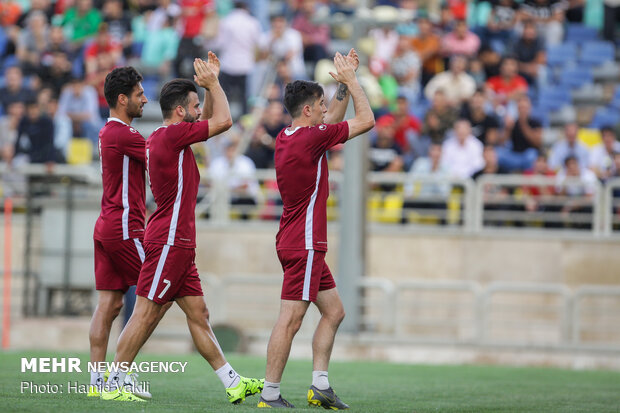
[1,351,619,412]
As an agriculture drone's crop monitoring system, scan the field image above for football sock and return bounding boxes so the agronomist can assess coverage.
[90,370,104,386]
[312,370,329,390]
[107,371,127,391]
[215,363,241,388]
[261,380,281,401]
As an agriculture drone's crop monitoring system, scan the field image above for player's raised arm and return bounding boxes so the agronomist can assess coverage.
[329,52,374,140]
[323,48,359,124]
[193,52,232,137]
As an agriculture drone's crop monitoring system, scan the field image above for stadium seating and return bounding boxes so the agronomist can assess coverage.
[589,107,620,129]
[580,41,615,67]
[546,43,577,68]
[565,23,599,44]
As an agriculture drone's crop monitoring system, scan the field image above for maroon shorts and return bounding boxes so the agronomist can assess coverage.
[135,242,203,305]
[94,238,145,292]
[277,249,336,302]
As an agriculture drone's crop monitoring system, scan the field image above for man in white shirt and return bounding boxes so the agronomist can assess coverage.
[424,55,476,106]
[441,118,484,179]
[589,126,620,180]
[214,1,261,117]
[548,122,590,171]
[209,136,261,219]
[259,14,305,79]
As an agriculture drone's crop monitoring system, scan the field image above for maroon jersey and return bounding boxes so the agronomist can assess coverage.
[144,121,210,249]
[94,118,147,241]
[275,122,349,252]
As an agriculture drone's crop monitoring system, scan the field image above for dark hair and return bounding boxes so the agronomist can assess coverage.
[283,80,323,118]
[601,125,616,135]
[564,155,578,166]
[159,78,197,119]
[104,66,143,109]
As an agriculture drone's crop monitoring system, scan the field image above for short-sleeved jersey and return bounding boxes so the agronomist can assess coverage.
[94,118,147,241]
[275,122,349,252]
[144,121,210,249]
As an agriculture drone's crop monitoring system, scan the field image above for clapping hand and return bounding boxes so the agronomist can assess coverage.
[329,52,357,86]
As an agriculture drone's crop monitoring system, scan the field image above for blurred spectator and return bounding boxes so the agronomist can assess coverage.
[390,36,421,104]
[405,143,451,197]
[0,102,25,163]
[392,95,424,169]
[0,1,22,27]
[60,0,103,47]
[522,151,556,213]
[478,45,502,79]
[565,0,585,22]
[84,23,122,76]
[423,89,459,144]
[12,99,57,165]
[481,0,518,54]
[261,100,288,138]
[291,0,330,76]
[17,0,53,28]
[368,23,398,77]
[102,0,134,59]
[0,66,36,112]
[16,11,49,76]
[548,122,589,171]
[174,0,212,78]
[369,115,404,172]
[140,15,179,80]
[509,20,546,88]
[441,118,484,179]
[485,56,528,109]
[38,51,73,96]
[603,0,620,42]
[437,3,456,32]
[259,14,305,80]
[441,19,480,59]
[410,16,442,85]
[47,92,72,160]
[246,125,275,169]
[209,136,260,220]
[42,25,72,57]
[215,1,261,118]
[556,155,597,226]
[424,55,476,106]
[496,95,542,171]
[57,77,101,146]
[473,145,506,179]
[589,126,620,181]
[518,0,565,47]
[468,57,487,87]
[460,89,500,146]
[146,0,181,32]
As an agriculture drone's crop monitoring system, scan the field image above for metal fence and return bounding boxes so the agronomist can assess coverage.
[201,274,620,352]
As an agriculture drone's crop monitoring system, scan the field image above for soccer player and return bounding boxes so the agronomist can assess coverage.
[257,50,374,409]
[101,53,263,403]
[90,66,171,399]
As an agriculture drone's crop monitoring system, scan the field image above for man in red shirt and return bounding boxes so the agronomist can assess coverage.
[485,56,528,107]
[91,66,170,399]
[102,54,263,404]
[257,51,374,409]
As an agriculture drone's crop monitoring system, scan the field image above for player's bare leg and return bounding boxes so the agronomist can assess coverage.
[113,296,163,364]
[175,296,227,369]
[312,288,345,372]
[90,290,124,364]
[176,295,264,403]
[88,290,124,395]
[307,288,349,409]
[258,300,309,407]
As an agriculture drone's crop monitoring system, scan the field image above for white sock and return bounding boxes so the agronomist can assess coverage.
[106,371,127,391]
[312,371,329,390]
[90,370,104,387]
[215,363,240,388]
[261,380,280,401]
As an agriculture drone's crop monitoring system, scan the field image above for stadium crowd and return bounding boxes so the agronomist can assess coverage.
[0,0,619,223]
